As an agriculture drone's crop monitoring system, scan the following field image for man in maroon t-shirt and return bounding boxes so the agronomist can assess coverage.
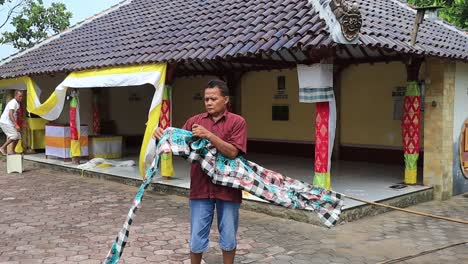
[154,80,247,264]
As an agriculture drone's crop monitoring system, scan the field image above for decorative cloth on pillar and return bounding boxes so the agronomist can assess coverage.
[402,81,421,184]
[159,85,174,177]
[104,128,344,264]
[69,93,81,157]
[298,64,336,189]
[315,102,332,188]
[16,102,23,129]
[92,92,101,135]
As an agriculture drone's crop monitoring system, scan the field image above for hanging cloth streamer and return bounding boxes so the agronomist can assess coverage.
[0,64,167,176]
[402,81,421,184]
[159,85,174,177]
[103,127,344,263]
[69,92,81,157]
[297,63,336,189]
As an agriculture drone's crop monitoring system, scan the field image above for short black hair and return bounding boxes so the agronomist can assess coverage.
[205,79,229,96]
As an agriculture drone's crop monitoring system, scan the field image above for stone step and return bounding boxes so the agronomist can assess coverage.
[26,159,434,226]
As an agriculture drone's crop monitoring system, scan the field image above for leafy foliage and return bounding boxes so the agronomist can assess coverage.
[0,0,72,50]
[408,0,468,29]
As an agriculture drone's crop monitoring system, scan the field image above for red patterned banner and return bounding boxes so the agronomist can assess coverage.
[402,82,421,184]
[70,97,78,141]
[160,99,170,130]
[402,96,421,155]
[315,102,330,174]
[16,102,23,129]
[92,93,100,135]
[159,85,174,177]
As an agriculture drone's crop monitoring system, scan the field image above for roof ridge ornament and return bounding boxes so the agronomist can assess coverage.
[329,0,362,42]
[308,0,362,44]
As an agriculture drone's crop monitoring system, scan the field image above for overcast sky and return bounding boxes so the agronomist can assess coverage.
[0,0,122,60]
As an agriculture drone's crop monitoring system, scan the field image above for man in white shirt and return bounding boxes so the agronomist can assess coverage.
[0,90,24,155]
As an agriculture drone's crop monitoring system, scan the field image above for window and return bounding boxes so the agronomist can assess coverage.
[272,105,289,121]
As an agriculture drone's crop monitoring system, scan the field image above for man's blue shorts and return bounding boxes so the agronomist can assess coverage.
[189,199,240,253]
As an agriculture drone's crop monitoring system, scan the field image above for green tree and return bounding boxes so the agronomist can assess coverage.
[0,0,72,50]
[408,0,468,29]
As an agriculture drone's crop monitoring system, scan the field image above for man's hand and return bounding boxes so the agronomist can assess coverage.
[152,127,165,140]
[14,124,20,132]
[192,124,212,139]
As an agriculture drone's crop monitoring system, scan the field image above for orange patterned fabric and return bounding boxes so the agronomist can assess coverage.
[45,136,88,148]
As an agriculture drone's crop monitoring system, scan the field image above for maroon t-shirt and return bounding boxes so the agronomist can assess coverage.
[183,111,247,203]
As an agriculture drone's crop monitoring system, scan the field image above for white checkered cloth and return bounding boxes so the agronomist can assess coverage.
[103,153,160,264]
[104,128,344,263]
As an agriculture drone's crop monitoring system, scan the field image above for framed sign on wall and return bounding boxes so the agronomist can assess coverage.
[272,105,289,121]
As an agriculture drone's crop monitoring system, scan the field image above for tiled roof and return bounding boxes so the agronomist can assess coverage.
[356,0,468,60]
[0,0,466,79]
[0,0,330,78]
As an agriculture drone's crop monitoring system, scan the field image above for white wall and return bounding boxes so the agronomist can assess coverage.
[106,84,154,135]
[340,62,412,148]
[453,63,468,140]
[172,76,217,128]
[453,62,468,195]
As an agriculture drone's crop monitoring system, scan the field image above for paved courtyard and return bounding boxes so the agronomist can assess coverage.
[1,161,468,264]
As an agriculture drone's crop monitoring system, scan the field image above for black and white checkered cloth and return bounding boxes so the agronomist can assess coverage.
[103,153,160,264]
[104,128,344,263]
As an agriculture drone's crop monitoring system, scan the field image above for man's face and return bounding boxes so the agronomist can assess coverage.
[15,92,23,102]
[204,87,228,117]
